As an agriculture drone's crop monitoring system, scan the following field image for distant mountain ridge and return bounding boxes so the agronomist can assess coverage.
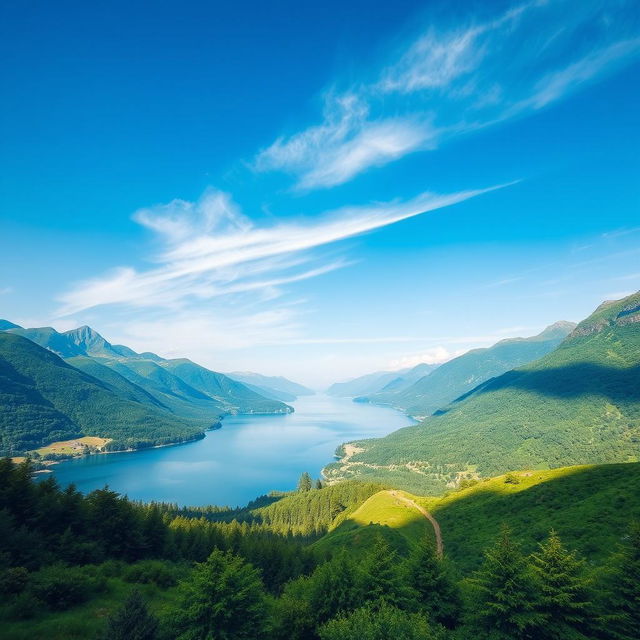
[323,292,640,494]
[356,321,576,417]
[226,371,315,402]
[327,362,440,398]
[0,321,297,456]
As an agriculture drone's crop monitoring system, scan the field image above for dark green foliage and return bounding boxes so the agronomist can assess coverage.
[361,535,413,609]
[469,527,544,640]
[605,522,640,640]
[190,480,385,537]
[318,602,443,640]
[30,564,105,611]
[168,548,267,640]
[308,551,363,624]
[298,471,312,492]
[99,589,159,640]
[531,531,593,639]
[122,560,182,588]
[406,537,461,628]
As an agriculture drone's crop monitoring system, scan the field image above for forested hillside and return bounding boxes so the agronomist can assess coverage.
[2,458,639,639]
[356,321,574,417]
[2,322,292,418]
[324,292,640,494]
[0,333,205,456]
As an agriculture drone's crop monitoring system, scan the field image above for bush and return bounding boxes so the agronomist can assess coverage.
[5,591,41,621]
[30,564,105,611]
[0,567,29,595]
[123,560,180,588]
[504,473,521,485]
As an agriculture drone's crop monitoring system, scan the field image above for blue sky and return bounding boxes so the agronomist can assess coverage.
[1,0,639,386]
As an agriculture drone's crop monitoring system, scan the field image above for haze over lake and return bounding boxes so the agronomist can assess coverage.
[47,395,414,506]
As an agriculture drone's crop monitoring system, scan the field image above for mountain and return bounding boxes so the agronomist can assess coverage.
[324,292,640,494]
[6,324,162,360]
[161,360,292,414]
[327,362,439,398]
[2,323,291,417]
[226,371,314,402]
[0,333,204,455]
[0,319,21,330]
[357,321,575,417]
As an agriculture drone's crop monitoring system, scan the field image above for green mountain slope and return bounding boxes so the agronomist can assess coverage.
[3,323,291,416]
[324,292,640,494]
[161,359,292,414]
[317,463,640,571]
[0,333,204,455]
[65,356,170,411]
[97,359,228,422]
[357,321,575,417]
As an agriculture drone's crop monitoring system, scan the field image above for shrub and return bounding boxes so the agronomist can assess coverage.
[30,564,105,611]
[123,560,180,588]
[504,473,521,485]
[0,567,29,595]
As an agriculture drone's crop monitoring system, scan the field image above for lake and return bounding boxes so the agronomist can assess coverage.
[47,394,415,507]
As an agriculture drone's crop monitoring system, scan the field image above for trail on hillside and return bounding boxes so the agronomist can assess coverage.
[388,490,443,557]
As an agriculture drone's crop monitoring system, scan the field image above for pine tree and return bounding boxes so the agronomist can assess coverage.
[406,535,461,628]
[298,472,312,492]
[606,522,640,640]
[315,478,324,490]
[309,550,363,624]
[470,526,544,640]
[169,548,267,639]
[530,531,592,640]
[361,535,413,610]
[100,589,159,640]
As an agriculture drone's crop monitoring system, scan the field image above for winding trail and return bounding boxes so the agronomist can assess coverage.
[388,490,444,557]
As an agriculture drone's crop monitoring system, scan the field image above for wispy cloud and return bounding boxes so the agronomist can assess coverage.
[255,0,640,189]
[255,94,433,189]
[57,183,503,317]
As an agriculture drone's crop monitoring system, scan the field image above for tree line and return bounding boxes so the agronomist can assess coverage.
[1,459,639,639]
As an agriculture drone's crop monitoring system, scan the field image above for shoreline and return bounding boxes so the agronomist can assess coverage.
[29,406,296,472]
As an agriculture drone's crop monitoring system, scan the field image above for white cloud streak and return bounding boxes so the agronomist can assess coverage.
[57,183,504,317]
[255,0,640,189]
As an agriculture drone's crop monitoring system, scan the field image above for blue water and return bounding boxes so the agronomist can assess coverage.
[47,394,414,507]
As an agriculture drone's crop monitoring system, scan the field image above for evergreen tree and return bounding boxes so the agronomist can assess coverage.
[530,531,592,640]
[169,548,267,639]
[100,589,159,640]
[469,526,544,640]
[406,535,461,628]
[309,550,363,624]
[297,472,312,492]
[315,478,324,490]
[361,535,414,610]
[606,522,640,640]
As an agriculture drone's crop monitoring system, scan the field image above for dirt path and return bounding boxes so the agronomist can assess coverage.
[388,490,444,557]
